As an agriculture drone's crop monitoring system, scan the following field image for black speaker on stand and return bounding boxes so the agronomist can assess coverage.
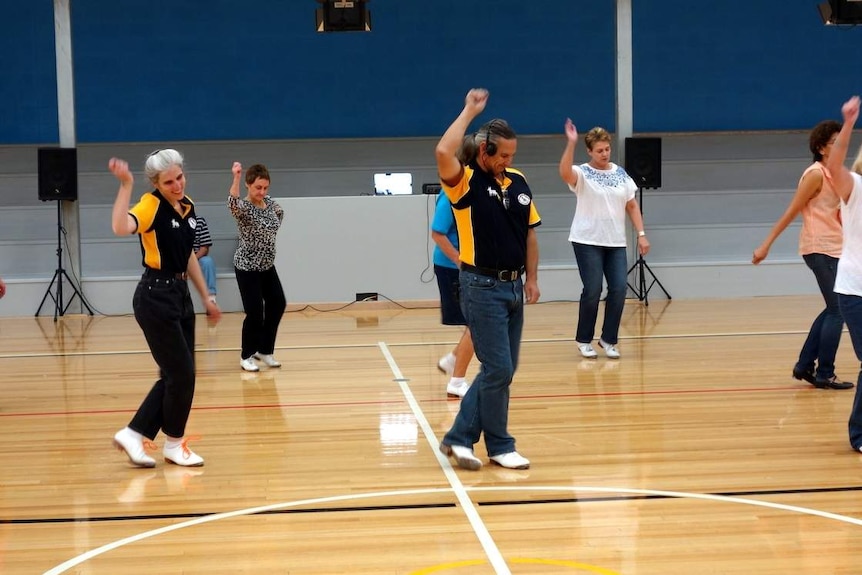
[35,148,93,320]
[624,137,671,306]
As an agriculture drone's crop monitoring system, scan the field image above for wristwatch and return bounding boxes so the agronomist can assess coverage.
[637,230,646,237]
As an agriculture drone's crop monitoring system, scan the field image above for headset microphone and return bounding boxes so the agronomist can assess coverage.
[484,120,498,157]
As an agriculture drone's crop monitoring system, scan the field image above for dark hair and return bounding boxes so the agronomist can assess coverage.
[456,134,478,165]
[457,119,517,165]
[481,119,516,152]
[245,164,271,185]
[809,120,841,162]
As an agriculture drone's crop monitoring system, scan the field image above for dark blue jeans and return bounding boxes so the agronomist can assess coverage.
[572,242,628,345]
[799,253,844,380]
[837,294,862,449]
[130,274,196,439]
[443,270,524,456]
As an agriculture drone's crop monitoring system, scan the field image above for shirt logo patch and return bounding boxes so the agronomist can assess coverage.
[189,217,197,229]
[517,193,531,206]
[487,186,500,201]
[171,219,180,229]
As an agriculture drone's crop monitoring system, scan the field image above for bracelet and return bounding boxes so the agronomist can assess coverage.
[637,230,646,237]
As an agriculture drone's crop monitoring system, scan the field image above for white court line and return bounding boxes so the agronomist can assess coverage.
[377,341,512,575]
[43,484,862,574]
[42,487,457,575]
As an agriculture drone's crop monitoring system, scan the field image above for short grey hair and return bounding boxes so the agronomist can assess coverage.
[144,149,184,183]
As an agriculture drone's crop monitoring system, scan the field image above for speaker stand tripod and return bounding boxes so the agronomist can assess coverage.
[626,187,671,306]
[36,200,94,321]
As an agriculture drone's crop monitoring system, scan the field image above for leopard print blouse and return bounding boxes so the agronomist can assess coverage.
[229,195,284,271]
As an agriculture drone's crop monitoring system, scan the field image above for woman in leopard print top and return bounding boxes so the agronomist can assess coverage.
[228,162,286,372]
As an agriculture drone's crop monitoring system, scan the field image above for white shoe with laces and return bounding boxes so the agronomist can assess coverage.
[598,339,620,359]
[490,451,531,469]
[253,352,282,368]
[163,439,204,467]
[577,342,598,359]
[240,357,260,372]
[437,353,456,376]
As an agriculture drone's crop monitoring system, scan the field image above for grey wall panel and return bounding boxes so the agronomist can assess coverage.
[0,132,847,309]
[0,240,57,277]
[644,224,800,264]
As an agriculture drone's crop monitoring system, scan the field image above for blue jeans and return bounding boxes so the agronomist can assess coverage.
[798,253,843,380]
[443,270,524,457]
[837,294,862,449]
[573,242,628,345]
[198,255,217,295]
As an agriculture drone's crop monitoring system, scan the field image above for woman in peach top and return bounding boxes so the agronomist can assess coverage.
[753,121,852,390]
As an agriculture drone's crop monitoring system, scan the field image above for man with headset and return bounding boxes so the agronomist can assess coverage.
[436,88,541,470]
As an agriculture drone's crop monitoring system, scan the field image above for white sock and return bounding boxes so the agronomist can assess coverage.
[164,437,182,450]
[449,377,466,386]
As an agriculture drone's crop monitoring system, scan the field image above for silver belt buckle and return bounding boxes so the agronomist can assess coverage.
[498,270,514,281]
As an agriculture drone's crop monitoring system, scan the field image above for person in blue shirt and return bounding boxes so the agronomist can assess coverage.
[431,191,474,399]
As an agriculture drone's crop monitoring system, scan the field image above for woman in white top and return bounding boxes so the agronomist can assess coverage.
[558,119,650,359]
[824,95,862,450]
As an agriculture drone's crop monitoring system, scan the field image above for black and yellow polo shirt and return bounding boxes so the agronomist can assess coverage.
[129,190,196,274]
[443,161,541,270]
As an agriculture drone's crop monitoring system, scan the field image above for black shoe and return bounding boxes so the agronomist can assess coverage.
[812,376,854,390]
[792,366,817,384]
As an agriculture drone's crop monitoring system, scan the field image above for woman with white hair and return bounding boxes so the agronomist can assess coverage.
[108,149,221,468]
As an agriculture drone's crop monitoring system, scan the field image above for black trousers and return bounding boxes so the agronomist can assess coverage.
[129,274,196,439]
[235,266,286,359]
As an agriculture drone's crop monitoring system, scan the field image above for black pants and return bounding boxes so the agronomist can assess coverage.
[235,266,286,359]
[129,274,196,439]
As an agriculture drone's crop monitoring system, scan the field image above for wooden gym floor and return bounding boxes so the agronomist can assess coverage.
[2,296,862,574]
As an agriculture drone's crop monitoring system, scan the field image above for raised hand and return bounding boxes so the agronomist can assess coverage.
[842,96,861,124]
[564,118,578,143]
[464,88,489,116]
[232,161,243,177]
[108,157,133,185]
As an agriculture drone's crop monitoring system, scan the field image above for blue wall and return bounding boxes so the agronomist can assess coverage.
[634,0,862,132]
[1,2,59,144]
[3,0,861,144]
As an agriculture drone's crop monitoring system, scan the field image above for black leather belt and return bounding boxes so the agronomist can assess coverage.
[461,263,525,282]
[143,268,188,281]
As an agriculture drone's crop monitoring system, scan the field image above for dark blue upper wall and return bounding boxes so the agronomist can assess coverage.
[4,1,861,144]
[634,0,862,132]
[68,0,614,142]
[0,3,59,144]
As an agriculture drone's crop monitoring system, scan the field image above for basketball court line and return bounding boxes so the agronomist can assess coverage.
[20,327,860,573]
[377,340,513,575]
[41,484,862,574]
[10,483,862,525]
